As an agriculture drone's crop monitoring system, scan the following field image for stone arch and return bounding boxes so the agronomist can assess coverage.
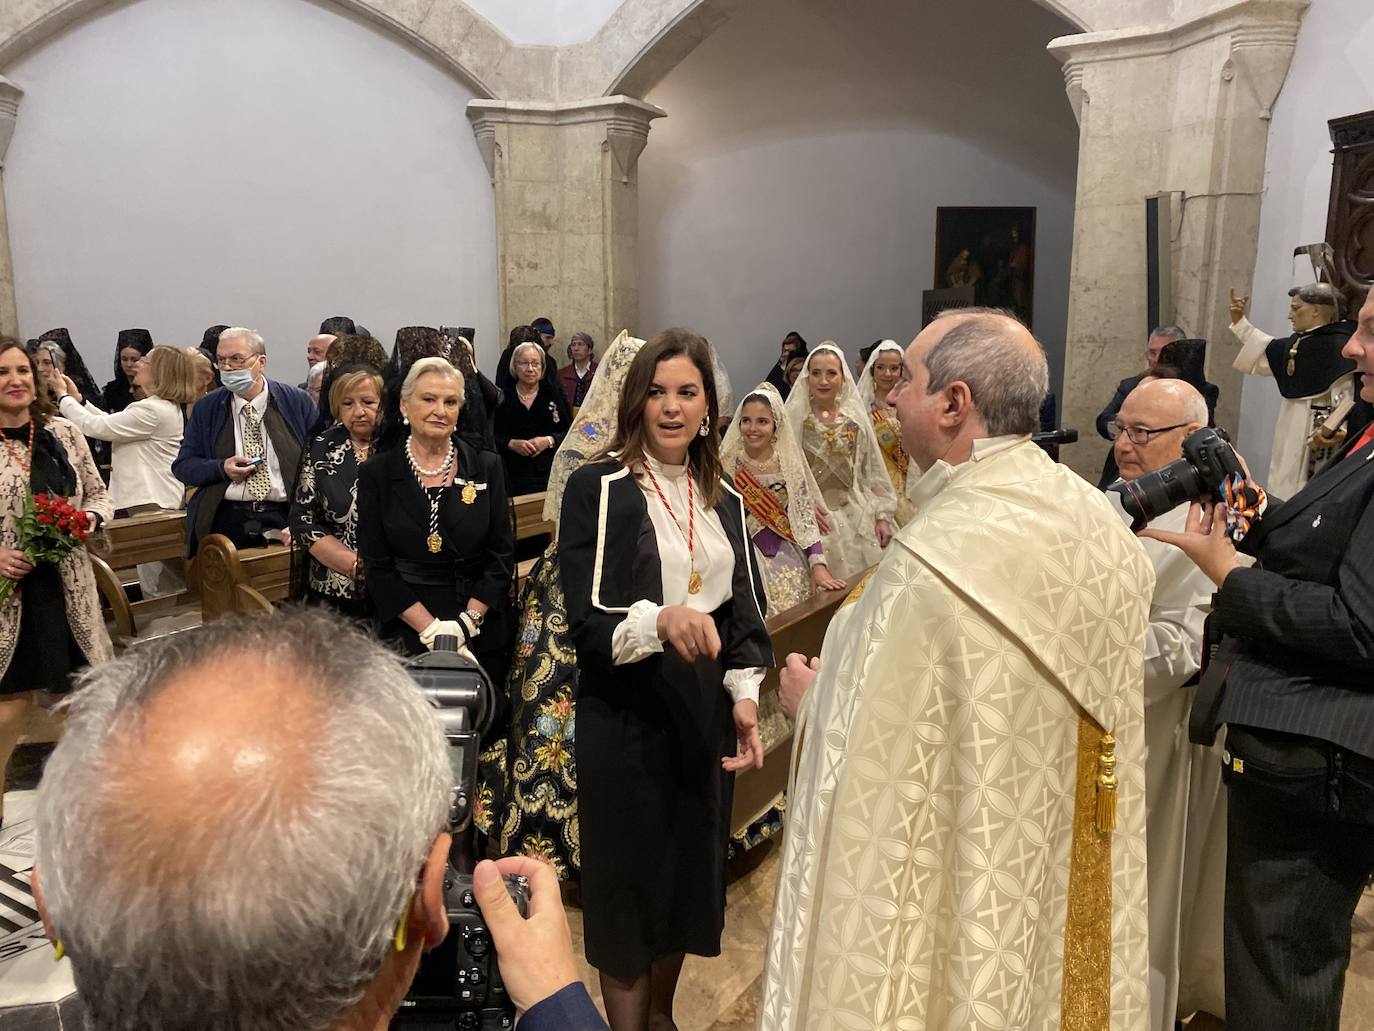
[0,0,522,99]
[579,0,1104,101]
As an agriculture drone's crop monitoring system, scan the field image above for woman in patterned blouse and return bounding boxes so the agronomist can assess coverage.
[289,365,383,619]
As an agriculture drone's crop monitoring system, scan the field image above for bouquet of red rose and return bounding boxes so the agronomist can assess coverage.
[0,491,93,606]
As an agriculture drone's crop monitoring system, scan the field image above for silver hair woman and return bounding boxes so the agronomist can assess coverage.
[356,350,513,719]
[33,610,452,1031]
[496,343,570,496]
[507,340,545,380]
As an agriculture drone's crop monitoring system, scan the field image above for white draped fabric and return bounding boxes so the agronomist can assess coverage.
[1136,502,1222,1029]
[762,438,1155,1031]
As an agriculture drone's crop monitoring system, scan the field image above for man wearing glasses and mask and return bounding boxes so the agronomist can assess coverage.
[1107,377,1226,1030]
[173,327,317,556]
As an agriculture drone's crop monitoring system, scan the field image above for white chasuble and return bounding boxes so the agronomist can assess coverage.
[761,439,1154,1031]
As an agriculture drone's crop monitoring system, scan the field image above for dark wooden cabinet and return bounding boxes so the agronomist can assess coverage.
[1327,109,1374,310]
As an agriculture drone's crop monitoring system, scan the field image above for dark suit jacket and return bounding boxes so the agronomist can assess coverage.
[172,380,317,555]
[1096,373,1221,439]
[1207,431,1374,757]
[558,460,772,675]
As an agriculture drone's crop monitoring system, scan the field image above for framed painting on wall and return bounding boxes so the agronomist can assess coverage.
[933,206,1036,329]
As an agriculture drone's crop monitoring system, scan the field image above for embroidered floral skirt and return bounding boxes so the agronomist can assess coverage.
[498,544,581,879]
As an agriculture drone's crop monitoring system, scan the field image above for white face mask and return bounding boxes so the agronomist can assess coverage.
[220,369,256,397]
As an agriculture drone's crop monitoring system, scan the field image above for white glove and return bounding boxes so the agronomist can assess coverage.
[419,619,466,650]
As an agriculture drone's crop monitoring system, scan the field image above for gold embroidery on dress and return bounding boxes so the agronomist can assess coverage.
[1061,714,1114,1030]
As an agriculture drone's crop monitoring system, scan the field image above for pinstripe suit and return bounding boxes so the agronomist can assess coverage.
[1202,429,1374,1031]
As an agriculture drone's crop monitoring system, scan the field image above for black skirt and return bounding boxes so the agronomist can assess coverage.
[0,563,84,696]
[576,642,735,976]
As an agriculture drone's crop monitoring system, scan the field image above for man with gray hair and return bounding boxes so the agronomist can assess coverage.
[31,609,605,1031]
[762,309,1156,1030]
[1109,377,1225,1029]
[1094,325,1188,440]
[172,327,317,555]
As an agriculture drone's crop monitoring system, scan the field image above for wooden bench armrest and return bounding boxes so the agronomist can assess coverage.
[90,552,136,645]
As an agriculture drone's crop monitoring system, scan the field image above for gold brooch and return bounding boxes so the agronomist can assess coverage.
[461,482,477,505]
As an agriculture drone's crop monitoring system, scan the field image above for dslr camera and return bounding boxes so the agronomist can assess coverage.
[393,639,528,1031]
[1108,426,1244,531]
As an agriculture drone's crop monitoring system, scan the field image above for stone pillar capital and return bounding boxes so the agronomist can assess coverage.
[0,76,23,169]
[464,95,665,371]
[1049,0,1306,66]
[466,95,664,183]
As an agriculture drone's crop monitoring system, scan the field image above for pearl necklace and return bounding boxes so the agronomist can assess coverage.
[406,438,455,478]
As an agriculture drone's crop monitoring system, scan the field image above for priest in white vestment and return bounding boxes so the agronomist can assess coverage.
[1109,378,1224,1029]
[762,309,1156,1031]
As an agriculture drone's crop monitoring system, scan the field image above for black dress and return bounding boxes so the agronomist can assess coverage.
[0,425,85,696]
[356,438,514,670]
[494,383,571,496]
[558,461,773,976]
[101,378,136,414]
[289,424,370,621]
[357,438,516,838]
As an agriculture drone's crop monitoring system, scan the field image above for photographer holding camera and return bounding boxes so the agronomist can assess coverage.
[1143,286,1374,1030]
[1107,377,1224,1028]
[31,610,605,1031]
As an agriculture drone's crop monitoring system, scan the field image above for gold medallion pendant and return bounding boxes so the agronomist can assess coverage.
[426,532,444,553]
[687,569,702,595]
[461,483,477,505]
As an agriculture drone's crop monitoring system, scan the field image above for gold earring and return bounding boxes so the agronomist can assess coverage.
[393,892,414,953]
[53,940,65,962]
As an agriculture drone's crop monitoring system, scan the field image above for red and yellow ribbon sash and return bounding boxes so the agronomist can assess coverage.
[734,464,796,545]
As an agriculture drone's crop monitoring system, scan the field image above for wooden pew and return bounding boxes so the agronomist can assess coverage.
[93,510,197,632]
[196,534,292,620]
[728,573,865,837]
[98,510,187,570]
[511,492,553,542]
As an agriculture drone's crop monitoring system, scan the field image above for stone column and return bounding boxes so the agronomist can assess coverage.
[1049,0,1307,479]
[466,96,664,351]
[0,76,22,339]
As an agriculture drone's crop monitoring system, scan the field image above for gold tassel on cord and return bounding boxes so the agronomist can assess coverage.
[1095,732,1117,834]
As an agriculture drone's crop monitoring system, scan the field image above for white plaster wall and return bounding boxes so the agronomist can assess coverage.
[1240,0,1374,479]
[5,0,498,382]
[463,0,624,46]
[638,0,1080,401]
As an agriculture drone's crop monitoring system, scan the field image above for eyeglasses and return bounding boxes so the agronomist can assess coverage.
[515,359,543,369]
[214,353,257,371]
[1107,420,1189,445]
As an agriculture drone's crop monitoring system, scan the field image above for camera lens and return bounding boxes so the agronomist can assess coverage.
[1108,458,1207,530]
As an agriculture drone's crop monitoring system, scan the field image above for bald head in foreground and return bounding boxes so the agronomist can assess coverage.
[764,309,1157,1031]
[31,610,594,1031]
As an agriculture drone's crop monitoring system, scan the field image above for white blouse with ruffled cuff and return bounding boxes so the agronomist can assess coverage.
[608,455,765,706]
